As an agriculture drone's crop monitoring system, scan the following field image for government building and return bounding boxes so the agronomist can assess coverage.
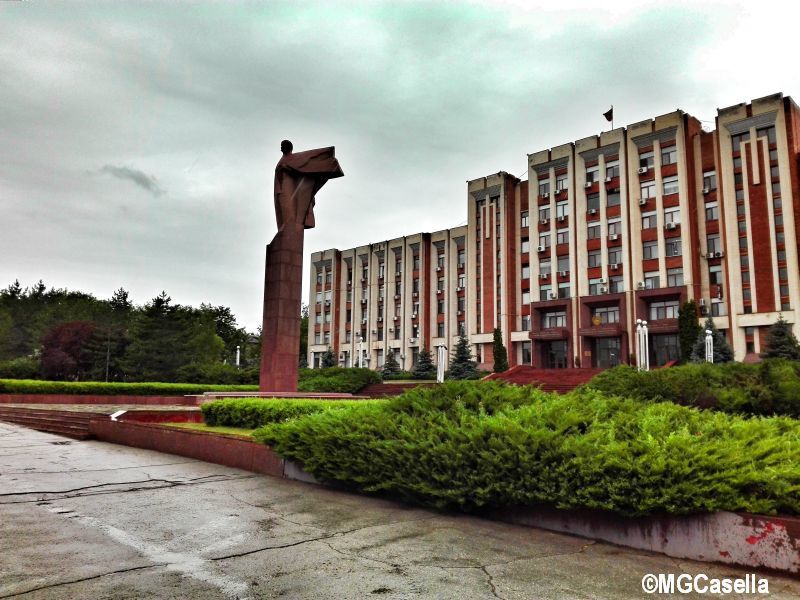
[307,93,800,373]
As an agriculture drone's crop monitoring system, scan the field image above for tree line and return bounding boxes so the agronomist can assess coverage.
[0,280,263,383]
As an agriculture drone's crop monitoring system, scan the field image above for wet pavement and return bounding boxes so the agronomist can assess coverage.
[1,421,798,599]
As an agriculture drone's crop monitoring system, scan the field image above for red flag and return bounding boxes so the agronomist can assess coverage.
[603,106,614,122]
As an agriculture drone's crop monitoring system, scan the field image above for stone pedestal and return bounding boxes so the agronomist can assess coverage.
[260,224,305,392]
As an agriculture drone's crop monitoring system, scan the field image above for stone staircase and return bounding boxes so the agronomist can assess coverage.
[0,406,105,440]
[484,366,603,394]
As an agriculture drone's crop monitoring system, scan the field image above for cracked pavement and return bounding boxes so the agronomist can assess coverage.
[1,422,798,599]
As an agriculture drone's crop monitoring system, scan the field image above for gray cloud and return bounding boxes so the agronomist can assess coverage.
[99,165,164,197]
[0,1,792,330]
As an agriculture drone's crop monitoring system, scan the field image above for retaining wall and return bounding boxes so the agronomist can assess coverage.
[0,394,197,405]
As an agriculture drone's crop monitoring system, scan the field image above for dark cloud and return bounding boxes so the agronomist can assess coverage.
[99,165,164,197]
[0,1,792,329]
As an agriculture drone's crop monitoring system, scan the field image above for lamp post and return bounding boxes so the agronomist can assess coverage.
[235,345,241,368]
[705,329,714,363]
[436,344,447,383]
[636,319,650,371]
[357,334,364,369]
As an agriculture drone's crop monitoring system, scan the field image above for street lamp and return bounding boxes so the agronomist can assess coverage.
[357,334,364,369]
[235,345,241,368]
[636,319,650,371]
[705,329,714,363]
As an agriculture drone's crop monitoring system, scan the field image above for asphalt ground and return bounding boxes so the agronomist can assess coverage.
[1,421,798,599]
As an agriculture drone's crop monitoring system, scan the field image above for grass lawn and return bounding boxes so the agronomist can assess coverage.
[164,422,255,438]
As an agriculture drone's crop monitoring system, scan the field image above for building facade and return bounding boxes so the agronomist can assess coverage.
[308,93,800,371]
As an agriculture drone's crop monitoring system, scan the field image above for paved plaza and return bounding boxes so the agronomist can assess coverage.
[1,421,798,599]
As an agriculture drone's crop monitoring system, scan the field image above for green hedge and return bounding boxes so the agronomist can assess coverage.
[201,397,385,429]
[298,367,381,393]
[586,360,800,417]
[0,379,258,396]
[254,381,800,517]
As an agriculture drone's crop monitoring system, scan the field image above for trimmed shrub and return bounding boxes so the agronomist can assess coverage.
[586,361,800,417]
[202,397,384,428]
[174,363,259,385]
[0,357,40,380]
[298,367,381,393]
[255,381,800,517]
[382,370,414,381]
[0,379,258,396]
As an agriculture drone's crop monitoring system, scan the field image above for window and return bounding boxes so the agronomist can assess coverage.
[705,202,718,221]
[608,219,621,236]
[588,250,601,268]
[522,316,531,331]
[607,190,621,207]
[412,278,419,293]
[741,270,750,284]
[394,282,402,296]
[521,264,530,279]
[538,234,550,250]
[413,254,420,270]
[539,260,551,276]
[458,274,466,287]
[539,285,552,301]
[667,267,683,287]
[769,148,778,161]
[437,254,445,268]
[587,193,600,212]
[592,306,619,324]
[641,211,657,229]
[644,271,660,289]
[664,207,680,225]
[314,333,321,344]
[732,132,750,152]
[522,238,531,253]
[557,255,570,273]
[665,237,682,257]
[588,278,604,295]
[521,290,531,304]
[710,300,726,317]
[605,161,620,179]
[661,145,677,165]
[707,234,721,255]
[437,323,445,337]
[649,300,679,320]
[757,126,777,145]
[639,151,654,169]
[377,328,384,341]
[557,282,571,299]
[437,277,445,291]
[437,300,444,314]
[587,223,601,239]
[556,201,569,218]
[772,182,781,196]
[316,291,323,304]
[378,262,385,278]
[315,312,322,324]
[609,276,624,293]
[325,271,332,284]
[521,211,529,228]
[608,248,622,264]
[556,228,569,245]
[662,175,679,196]
[346,309,352,323]
[586,165,599,183]
[642,240,659,260]
[316,270,323,284]
[556,174,568,192]
[457,249,465,267]
[323,332,331,345]
[538,206,551,222]
[703,171,717,191]
[640,180,656,199]
[543,310,566,328]
[539,180,550,196]
[378,285,384,300]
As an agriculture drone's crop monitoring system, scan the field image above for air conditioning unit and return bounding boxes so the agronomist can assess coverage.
[540,219,548,225]
[714,251,725,258]
[360,298,367,304]
[610,263,619,270]
[539,273,549,279]
[347,280,352,286]
[388,327,394,332]
[537,245,546,252]
[638,166,649,174]
[705,252,715,259]
[605,176,613,183]
[584,181,592,189]
[395,273,401,279]
[558,270,569,277]
[588,208,597,215]
[411,312,418,318]
[377,316,383,322]
[393,316,399,321]
[394,294,401,300]
[600,286,608,294]
[558,215,566,222]
[702,187,710,195]
[324,300,331,306]
[360,277,367,282]
[408,337,419,344]
[437,289,444,295]
[542,192,550,198]
[609,234,619,241]
[665,222,677,230]
[371,329,377,334]
[599,278,607,284]
[457,310,462,316]
[436,266,443,272]
[413,291,418,298]
[637,281,646,289]
[361,318,368,324]
[638,198,647,206]
[548,292,557,300]
[699,298,706,306]
[456,286,464,292]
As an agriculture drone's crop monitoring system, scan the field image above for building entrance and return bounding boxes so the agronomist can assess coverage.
[542,341,568,368]
[593,337,621,368]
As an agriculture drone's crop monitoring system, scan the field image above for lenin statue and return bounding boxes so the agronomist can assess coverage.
[260,141,344,392]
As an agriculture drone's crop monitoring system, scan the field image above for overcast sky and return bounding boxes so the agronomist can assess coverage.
[2,0,797,330]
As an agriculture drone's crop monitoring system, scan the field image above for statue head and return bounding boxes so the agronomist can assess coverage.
[280,140,293,155]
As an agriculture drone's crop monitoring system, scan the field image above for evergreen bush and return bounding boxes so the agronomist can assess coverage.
[411,348,437,380]
[492,328,509,373]
[447,332,478,380]
[762,315,800,360]
[202,397,383,428]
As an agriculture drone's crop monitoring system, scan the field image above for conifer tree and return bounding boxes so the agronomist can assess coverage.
[412,347,436,379]
[448,332,478,379]
[690,317,733,363]
[492,327,509,372]
[677,300,701,363]
[321,346,337,368]
[761,315,800,359]
[382,349,401,377]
